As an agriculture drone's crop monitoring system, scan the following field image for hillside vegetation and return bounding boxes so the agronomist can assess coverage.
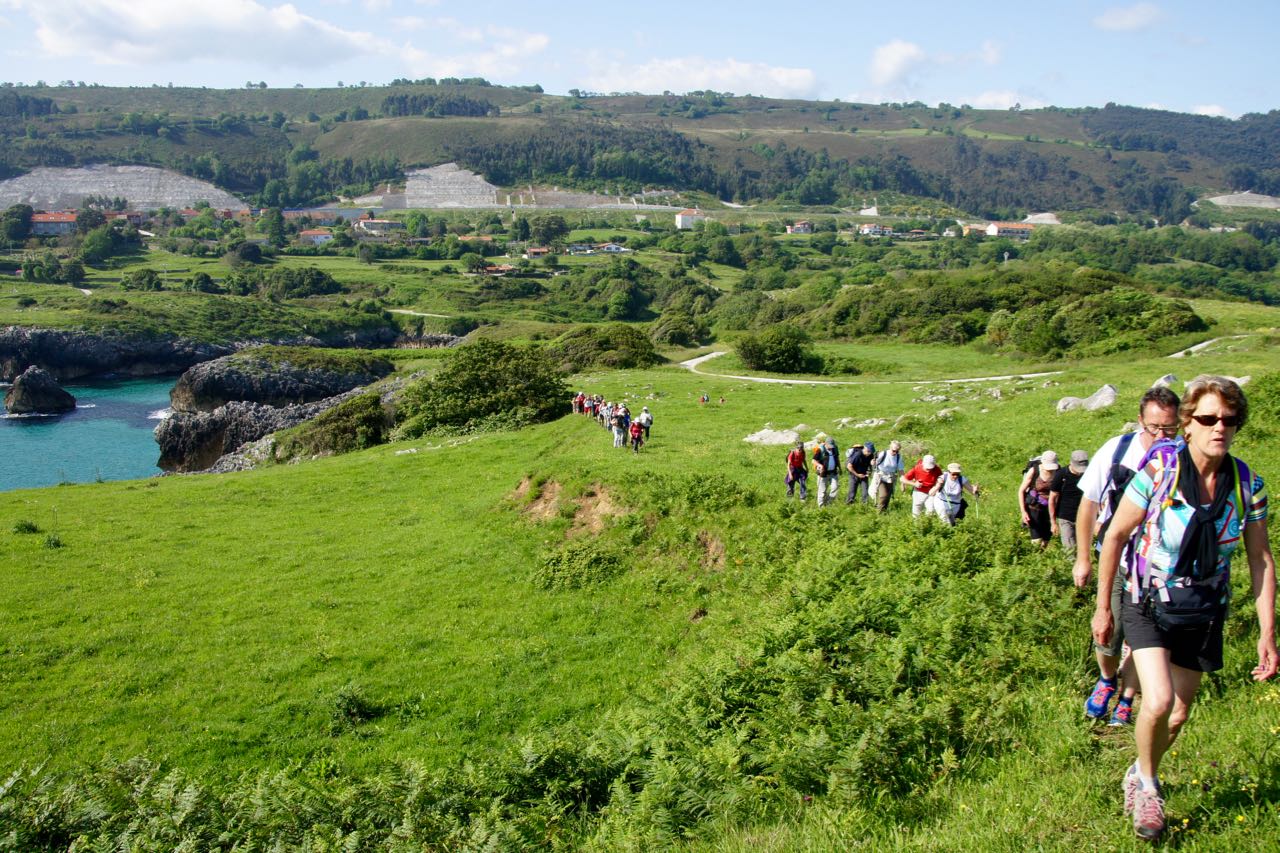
[3,81,1280,217]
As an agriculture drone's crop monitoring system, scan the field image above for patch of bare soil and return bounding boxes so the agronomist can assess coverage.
[569,484,625,536]
[697,530,726,570]
[524,480,563,522]
[511,476,533,502]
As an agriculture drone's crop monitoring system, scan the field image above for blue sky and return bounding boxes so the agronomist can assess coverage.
[0,1,1275,117]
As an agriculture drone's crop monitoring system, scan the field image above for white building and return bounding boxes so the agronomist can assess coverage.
[675,208,707,229]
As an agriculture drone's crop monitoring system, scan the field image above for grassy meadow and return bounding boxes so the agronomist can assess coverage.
[4,315,1280,847]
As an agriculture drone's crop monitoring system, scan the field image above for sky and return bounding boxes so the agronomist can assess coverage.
[0,0,1275,118]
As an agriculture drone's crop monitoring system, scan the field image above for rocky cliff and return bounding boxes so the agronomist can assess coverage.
[155,390,363,472]
[4,365,76,414]
[0,327,233,382]
[1,326,404,382]
[169,352,394,413]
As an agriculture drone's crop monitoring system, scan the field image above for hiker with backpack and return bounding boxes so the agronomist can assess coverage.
[637,406,653,440]
[871,440,905,513]
[1076,386,1182,728]
[1092,375,1276,841]
[813,436,841,508]
[902,454,944,518]
[1049,450,1089,551]
[927,462,981,525]
[629,418,644,453]
[785,440,808,501]
[845,441,874,505]
[1018,450,1060,548]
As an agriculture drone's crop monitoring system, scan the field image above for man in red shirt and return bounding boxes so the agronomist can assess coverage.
[902,454,943,517]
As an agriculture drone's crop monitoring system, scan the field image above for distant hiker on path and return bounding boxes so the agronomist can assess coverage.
[845,441,874,505]
[927,462,980,525]
[1049,450,1089,551]
[1077,386,1182,729]
[872,440,905,513]
[1092,375,1276,841]
[785,441,808,501]
[1019,450,1059,548]
[814,436,840,508]
[637,406,653,440]
[629,419,644,452]
[902,454,943,518]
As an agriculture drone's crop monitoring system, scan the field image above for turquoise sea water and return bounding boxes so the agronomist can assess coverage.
[0,376,175,492]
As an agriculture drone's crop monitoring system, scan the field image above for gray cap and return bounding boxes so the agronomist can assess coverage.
[1070,449,1089,470]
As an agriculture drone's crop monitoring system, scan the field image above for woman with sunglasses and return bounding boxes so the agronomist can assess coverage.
[1092,375,1277,840]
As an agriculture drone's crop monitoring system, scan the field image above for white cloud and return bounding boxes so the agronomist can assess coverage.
[361,0,391,12]
[584,56,818,99]
[1191,104,1231,117]
[15,0,387,68]
[967,90,1046,110]
[403,25,550,81]
[1093,3,1162,32]
[392,16,428,31]
[869,39,926,87]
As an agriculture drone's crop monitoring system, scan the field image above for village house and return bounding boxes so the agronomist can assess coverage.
[482,263,516,276]
[297,229,334,246]
[30,212,77,237]
[353,218,406,235]
[568,243,594,255]
[595,242,629,253]
[786,220,814,234]
[675,208,707,230]
[523,246,551,259]
[986,222,1035,240]
[857,223,894,237]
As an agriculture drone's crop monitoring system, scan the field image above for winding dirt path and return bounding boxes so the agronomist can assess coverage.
[390,308,452,319]
[679,351,1061,386]
[1167,335,1250,358]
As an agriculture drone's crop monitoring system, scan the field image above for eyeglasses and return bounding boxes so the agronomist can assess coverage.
[1190,413,1243,428]
[1143,423,1180,436]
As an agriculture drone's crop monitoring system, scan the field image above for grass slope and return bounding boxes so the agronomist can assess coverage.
[3,323,1280,847]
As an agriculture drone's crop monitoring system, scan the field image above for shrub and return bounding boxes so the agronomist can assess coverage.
[736,325,823,373]
[532,542,624,590]
[273,392,392,460]
[329,684,381,733]
[546,323,663,373]
[12,519,40,534]
[395,339,567,437]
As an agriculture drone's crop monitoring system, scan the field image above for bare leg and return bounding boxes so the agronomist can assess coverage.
[1130,647,1202,779]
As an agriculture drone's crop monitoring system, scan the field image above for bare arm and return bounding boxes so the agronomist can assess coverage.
[1017,468,1034,523]
[1048,491,1060,535]
[1244,516,1279,681]
[1073,497,1100,589]
[1092,495,1146,648]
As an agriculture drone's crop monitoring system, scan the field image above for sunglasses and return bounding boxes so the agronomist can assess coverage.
[1190,413,1243,428]
[1143,423,1179,436]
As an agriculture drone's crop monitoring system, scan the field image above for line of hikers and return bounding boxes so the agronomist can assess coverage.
[572,392,653,453]
[785,436,980,525]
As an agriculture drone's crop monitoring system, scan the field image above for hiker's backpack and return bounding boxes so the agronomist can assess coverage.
[1023,461,1049,510]
[1126,442,1254,630]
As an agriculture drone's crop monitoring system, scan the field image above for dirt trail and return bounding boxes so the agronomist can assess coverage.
[679,351,1061,386]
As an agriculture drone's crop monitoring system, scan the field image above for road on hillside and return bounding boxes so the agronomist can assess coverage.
[679,351,1061,386]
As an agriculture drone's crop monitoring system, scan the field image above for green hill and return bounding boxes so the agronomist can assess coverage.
[3,318,1280,847]
[4,82,1279,218]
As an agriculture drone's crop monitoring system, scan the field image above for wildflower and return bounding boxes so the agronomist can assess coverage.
[1237,815,1246,823]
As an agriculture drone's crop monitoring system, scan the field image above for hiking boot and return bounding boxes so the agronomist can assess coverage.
[1085,678,1117,719]
[1109,700,1134,727]
[1132,786,1165,840]
[1123,764,1141,814]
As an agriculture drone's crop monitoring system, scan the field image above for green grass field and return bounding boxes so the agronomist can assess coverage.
[4,320,1280,846]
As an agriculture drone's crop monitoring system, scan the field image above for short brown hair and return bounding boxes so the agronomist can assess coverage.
[1179,374,1248,431]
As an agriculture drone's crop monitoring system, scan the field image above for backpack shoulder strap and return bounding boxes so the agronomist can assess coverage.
[1112,431,1135,466]
[1234,455,1253,518]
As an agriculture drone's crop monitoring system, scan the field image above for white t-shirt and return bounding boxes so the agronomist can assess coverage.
[1078,431,1149,526]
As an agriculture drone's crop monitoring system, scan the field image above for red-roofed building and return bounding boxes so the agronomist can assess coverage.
[298,229,334,246]
[31,212,77,236]
[675,208,707,229]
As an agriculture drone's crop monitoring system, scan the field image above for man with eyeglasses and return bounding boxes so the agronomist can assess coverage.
[1074,385,1182,726]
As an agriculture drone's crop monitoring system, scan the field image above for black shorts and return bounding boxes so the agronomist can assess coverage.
[1121,596,1224,673]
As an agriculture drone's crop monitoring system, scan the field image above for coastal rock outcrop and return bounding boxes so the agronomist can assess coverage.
[1,327,233,382]
[169,351,394,413]
[155,390,363,472]
[4,365,76,414]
